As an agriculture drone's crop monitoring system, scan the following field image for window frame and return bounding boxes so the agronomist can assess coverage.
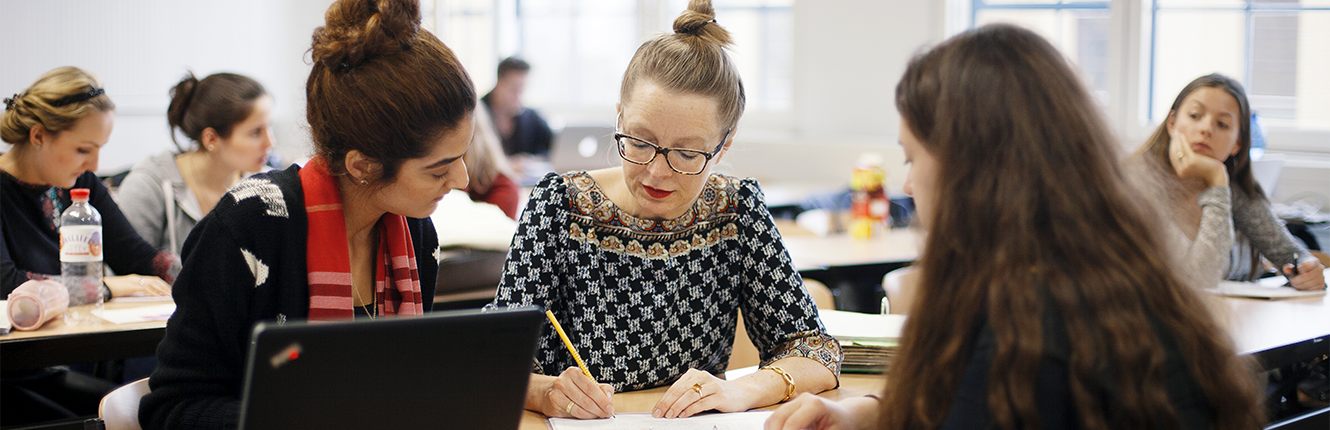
[958,0,1330,154]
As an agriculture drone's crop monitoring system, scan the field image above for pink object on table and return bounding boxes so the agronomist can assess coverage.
[8,279,70,331]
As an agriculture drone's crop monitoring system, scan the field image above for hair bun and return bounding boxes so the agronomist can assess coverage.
[673,0,731,47]
[311,0,421,71]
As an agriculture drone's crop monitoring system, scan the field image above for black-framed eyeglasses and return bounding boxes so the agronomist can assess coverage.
[613,113,732,175]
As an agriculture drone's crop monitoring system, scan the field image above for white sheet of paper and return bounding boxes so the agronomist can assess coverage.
[548,411,773,430]
[0,300,10,334]
[1206,268,1329,300]
[99,303,176,324]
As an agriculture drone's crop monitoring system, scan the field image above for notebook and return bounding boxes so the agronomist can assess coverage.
[550,126,618,173]
[238,307,544,430]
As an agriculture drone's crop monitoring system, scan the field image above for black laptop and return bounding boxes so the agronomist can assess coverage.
[237,307,544,430]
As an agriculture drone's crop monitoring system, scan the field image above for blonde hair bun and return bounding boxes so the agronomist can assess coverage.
[673,0,731,47]
[1,67,114,145]
[311,0,421,71]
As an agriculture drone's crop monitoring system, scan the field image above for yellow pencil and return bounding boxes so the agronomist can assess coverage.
[545,310,598,384]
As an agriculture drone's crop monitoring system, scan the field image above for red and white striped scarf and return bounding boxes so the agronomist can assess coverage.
[301,157,424,321]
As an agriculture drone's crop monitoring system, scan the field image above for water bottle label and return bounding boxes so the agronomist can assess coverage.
[59,226,104,262]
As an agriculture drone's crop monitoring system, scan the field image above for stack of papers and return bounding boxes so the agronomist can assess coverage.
[819,310,906,373]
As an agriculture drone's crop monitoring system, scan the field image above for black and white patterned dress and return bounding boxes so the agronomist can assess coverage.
[486,171,842,391]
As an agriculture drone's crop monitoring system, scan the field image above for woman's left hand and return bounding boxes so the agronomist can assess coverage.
[1283,258,1326,291]
[653,368,753,419]
[104,275,172,298]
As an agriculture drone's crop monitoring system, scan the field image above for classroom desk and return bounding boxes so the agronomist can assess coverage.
[1220,285,1330,371]
[784,230,920,312]
[0,298,171,372]
[517,372,885,429]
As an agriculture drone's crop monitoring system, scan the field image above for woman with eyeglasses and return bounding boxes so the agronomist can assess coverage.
[486,0,841,421]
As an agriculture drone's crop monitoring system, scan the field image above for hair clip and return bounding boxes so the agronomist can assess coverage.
[3,94,17,111]
[50,88,105,107]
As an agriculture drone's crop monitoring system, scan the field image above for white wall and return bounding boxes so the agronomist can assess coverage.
[791,0,943,141]
[0,0,334,174]
[711,0,946,194]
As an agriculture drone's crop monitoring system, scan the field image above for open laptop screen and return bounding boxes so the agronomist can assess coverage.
[238,307,543,430]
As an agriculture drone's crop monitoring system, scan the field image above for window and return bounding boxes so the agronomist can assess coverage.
[436,0,792,116]
[969,0,1113,103]
[516,1,639,110]
[1150,0,1330,130]
[665,0,794,111]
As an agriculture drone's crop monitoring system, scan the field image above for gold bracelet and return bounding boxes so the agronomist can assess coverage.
[760,365,796,402]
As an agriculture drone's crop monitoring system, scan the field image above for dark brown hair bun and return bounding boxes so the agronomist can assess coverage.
[311,0,421,71]
[305,0,476,184]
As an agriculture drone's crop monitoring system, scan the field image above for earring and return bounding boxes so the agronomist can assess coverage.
[360,179,368,185]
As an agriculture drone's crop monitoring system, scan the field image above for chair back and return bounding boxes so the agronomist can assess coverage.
[99,378,150,430]
[882,266,917,315]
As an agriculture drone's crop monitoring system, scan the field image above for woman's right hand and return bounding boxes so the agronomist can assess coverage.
[765,393,877,430]
[1168,128,1229,187]
[532,367,615,419]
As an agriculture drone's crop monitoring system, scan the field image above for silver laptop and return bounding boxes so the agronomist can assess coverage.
[238,307,544,430]
[549,125,618,173]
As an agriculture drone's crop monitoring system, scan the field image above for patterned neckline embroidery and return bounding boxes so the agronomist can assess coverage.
[564,171,741,232]
[563,171,744,259]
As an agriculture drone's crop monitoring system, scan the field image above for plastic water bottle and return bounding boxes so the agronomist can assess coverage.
[60,188,103,325]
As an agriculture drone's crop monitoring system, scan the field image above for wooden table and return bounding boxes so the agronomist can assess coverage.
[1219,285,1330,371]
[0,298,172,371]
[784,230,921,312]
[517,373,885,429]
[783,230,920,272]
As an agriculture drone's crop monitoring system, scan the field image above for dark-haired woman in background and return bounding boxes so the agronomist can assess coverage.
[118,72,274,255]
[1128,74,1324,290]
[1,67,178,426]
[138,0,473,427]
[767,24,1263,430]
[487,0,840,420]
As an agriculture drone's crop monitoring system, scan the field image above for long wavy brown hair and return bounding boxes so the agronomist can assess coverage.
[879,24,1262,430]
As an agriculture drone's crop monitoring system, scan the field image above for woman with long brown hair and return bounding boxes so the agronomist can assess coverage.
[767,24,1263,430]
[1129,74,1323,290]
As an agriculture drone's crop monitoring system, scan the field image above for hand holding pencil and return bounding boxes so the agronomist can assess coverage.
[538,310,615,419]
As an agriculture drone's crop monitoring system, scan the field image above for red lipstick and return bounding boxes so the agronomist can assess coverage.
[643,185,674,199]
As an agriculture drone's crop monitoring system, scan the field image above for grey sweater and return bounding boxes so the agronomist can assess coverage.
[115,151,206,256]
[1177,185,1309,284]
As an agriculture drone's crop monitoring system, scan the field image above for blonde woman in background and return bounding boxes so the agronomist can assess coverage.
[466,104,520,219]
[1,66,178,426]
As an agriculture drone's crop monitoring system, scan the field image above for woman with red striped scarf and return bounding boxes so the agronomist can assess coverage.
[139,0,475,428]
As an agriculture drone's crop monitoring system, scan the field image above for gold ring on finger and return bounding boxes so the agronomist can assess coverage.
[566,400,574,414]
[692,383,702,394]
